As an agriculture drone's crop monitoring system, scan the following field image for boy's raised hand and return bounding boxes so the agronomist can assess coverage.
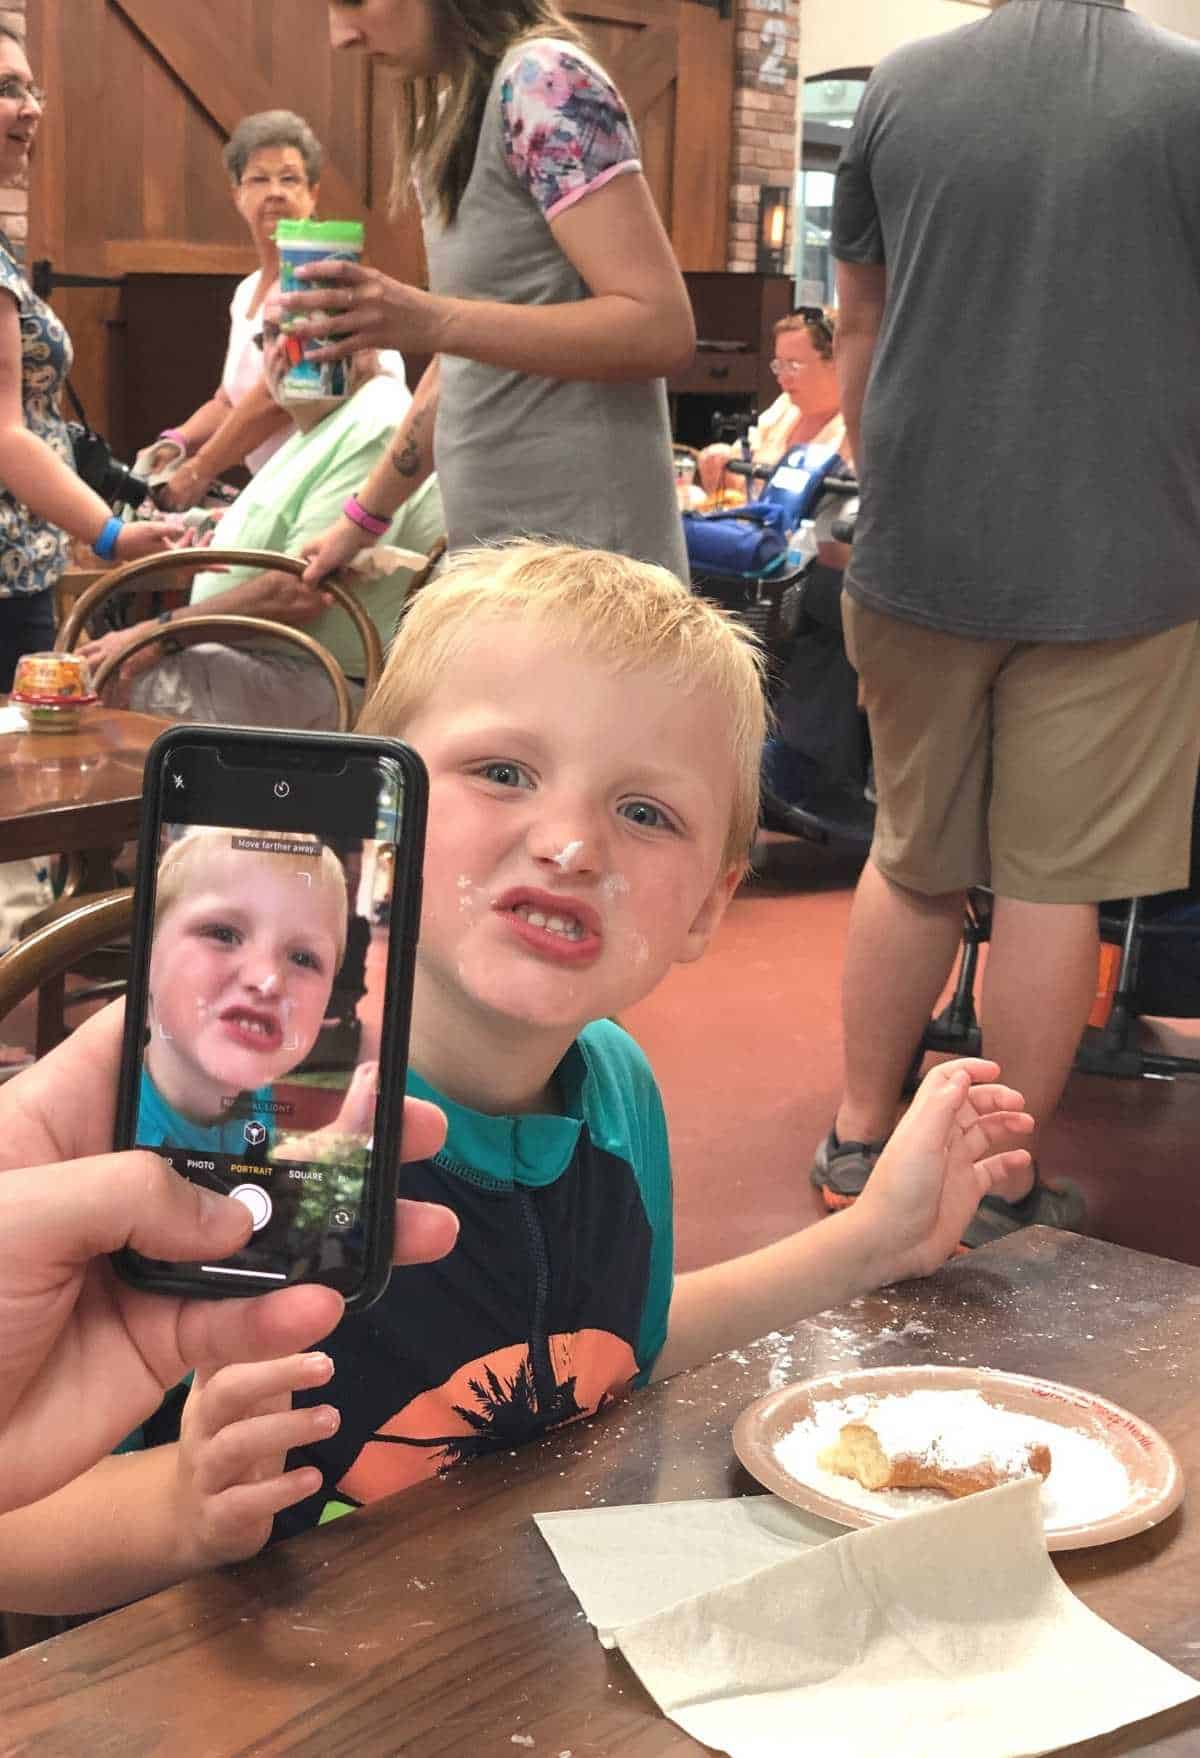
[854,1059,1035,1278]
[173,1353,339,1571]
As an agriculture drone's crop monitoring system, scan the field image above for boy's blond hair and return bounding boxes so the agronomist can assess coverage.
[154,828,350,968]
[359,541,768,871]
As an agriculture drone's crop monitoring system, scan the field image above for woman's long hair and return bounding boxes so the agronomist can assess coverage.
[388,0,585,227]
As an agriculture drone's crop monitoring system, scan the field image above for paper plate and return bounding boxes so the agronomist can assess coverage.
[732,1364,1183,1552]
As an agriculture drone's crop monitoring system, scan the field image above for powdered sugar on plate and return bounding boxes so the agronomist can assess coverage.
[775,1388,1133,1531]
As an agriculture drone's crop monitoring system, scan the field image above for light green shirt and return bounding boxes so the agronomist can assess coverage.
[188,377,444,676]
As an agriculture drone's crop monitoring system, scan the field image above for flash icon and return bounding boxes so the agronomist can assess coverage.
[171,773,184,790]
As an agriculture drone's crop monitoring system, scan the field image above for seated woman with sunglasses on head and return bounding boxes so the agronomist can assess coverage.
[697,308,848,507]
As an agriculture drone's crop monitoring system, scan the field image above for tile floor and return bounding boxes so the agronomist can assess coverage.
[624,833,1200,1274]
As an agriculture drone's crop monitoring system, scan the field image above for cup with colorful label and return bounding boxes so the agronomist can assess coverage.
[275,218,365,401]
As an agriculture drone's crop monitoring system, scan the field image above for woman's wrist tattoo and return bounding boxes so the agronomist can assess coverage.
[390,435,420,479]
[389,408,426,480]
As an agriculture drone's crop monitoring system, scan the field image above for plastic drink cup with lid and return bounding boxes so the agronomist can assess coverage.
[275,218,364,401]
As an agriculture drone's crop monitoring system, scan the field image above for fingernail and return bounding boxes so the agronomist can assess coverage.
[303,1352,334,1382]
[314,1405,340,1436]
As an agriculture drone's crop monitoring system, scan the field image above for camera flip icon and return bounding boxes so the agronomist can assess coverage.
[243,1120,268,1148]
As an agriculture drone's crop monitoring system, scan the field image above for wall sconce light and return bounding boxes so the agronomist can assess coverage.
[756,184,790,274]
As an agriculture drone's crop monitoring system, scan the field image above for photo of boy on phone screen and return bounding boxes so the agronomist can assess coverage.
[134,825,388,1266]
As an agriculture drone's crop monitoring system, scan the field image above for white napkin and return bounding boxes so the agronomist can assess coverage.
[538,1479,1199,1757]
[347,543,431,579]
[536,1495,840,1647]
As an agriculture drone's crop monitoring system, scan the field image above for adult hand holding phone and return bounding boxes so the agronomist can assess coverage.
[0,1003,455,1517]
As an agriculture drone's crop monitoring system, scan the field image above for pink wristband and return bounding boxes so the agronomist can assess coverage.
[344,494,390,538]
[157,427,189,453]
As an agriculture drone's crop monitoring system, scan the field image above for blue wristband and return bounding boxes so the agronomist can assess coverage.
[92,516,123,563]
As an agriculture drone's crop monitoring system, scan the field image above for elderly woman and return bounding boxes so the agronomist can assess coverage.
[144,111,322,509]
[698,308,847,506]
[151,110,407,512]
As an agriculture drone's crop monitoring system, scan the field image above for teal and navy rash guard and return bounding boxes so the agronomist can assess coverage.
[136,1068,275,1158]
[144,1019,675,1537]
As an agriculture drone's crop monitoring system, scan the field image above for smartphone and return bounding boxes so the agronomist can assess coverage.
[112,725,427,1313]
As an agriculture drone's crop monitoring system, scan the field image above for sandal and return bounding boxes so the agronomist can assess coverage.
[960,1172,1086,1251]
[810,1128,889,1211]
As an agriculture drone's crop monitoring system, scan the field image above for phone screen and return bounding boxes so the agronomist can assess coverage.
[116,731,423,1306]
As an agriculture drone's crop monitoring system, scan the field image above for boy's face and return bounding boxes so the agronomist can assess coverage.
[148,857,343,1113]
[401,620,742,1042]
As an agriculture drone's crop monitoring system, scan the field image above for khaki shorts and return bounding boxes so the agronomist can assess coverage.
[843,598,1200,903]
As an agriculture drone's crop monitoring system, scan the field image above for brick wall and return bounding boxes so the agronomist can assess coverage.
[729,0,799,273]
[0,0,27,258]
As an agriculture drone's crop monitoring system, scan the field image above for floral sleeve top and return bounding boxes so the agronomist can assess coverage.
[0,243,73,600]
[500,41,641,222]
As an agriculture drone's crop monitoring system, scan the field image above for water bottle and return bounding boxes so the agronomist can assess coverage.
[787,519,818,570]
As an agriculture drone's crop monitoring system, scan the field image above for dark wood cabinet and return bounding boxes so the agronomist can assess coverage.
[670,271,793,446]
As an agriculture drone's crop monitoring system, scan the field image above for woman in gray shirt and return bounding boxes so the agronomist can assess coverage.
[285,0,693,582]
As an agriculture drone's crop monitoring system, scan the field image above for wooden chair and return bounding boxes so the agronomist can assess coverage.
[0,888,133,1057]
[54,548,385,700]
[400,535,447,605]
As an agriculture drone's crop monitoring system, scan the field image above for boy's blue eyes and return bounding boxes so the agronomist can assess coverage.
[195,921,323,971]
[479,761,531,789]
[200,922,239,946]
[618,800,670,830]
[472,764,678,833]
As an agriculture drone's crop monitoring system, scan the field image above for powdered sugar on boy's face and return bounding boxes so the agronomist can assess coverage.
[400,619,741,1048]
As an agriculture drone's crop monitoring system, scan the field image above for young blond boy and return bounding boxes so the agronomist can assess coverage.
[0,543,1031,1612]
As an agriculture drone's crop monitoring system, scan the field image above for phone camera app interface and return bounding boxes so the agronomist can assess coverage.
[134,803,399,1286]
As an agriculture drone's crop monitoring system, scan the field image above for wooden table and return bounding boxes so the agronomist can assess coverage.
[0,701,165,860]
[2,1228,1198,1756]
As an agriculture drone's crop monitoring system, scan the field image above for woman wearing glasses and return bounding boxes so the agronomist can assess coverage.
[698,309,846,506]
[145,113,405,512]
[144,111,325,511]
[286,0,693,582]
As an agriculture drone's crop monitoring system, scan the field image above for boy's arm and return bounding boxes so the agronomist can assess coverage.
[0,1447,195,1614]
[653,1060,1033,1382]
[654,1204,892,1382]
[0,1353,338,1614]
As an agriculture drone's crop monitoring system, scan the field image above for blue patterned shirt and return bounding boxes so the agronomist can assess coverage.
[0,243,73,600]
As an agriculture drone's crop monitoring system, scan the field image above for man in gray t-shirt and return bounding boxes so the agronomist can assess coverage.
[811,0,1200,1244]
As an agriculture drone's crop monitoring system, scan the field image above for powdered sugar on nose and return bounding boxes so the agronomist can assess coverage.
[551,841,583,871]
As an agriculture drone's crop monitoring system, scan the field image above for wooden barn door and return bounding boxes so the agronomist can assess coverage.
[567,0,735,273]
[28,0,732,448]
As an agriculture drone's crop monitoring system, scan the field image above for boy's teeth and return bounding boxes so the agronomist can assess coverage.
[513,904,585,941]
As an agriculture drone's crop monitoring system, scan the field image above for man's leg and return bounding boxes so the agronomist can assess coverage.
[834,860,966,1144]
[815,602,998,1205]
[980,897,1099,1198]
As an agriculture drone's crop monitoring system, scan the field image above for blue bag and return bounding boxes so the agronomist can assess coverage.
[682,501,788,578]
[683,440,846,581]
